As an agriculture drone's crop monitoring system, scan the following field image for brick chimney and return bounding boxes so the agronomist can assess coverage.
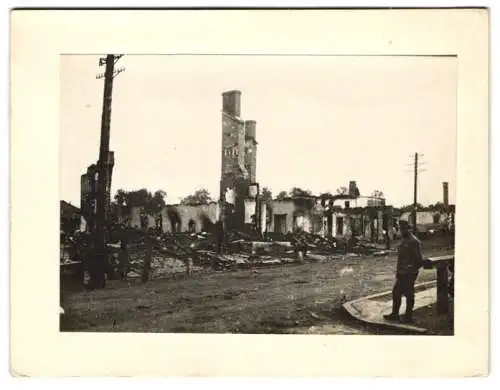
[443,182,449,207]
[349,181,360,197]
[220,90,246,230]
[244,120,256,140]
[222,90,241,118]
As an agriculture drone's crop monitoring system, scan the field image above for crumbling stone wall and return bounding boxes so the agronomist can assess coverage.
[79,152,115,233]
[269,200,295,233]
[265,199,395,242]
[130,206,142,229]
[220,91,259,231]
[161,203,220,233]
[127,201,262,235]
[244,199,256,224]
[377,210,384,242]
[329,211,352,238]
[221,115,246,181]
[244,120,257,183]
[400,211,448,225]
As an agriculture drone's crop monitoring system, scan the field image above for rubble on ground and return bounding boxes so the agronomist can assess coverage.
[60,227,393,282]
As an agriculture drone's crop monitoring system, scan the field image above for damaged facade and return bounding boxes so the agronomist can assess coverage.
[128,202,220,233]
[265,188,395,243]
[399,208,455,233]
[126,200,267,235]
[219,90,260,231]
[80,151,115,233]
[123,182,396,244]
[400,182,455,233]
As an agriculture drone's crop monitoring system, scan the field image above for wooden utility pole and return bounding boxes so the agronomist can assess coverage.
[407,152,426,234]
[413,152,418,234]
[89,54,124,289]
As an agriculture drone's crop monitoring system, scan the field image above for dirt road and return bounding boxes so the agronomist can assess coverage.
[61,247,452,334]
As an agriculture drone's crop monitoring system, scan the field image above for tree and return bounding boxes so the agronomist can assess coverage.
[113,188,167,213]
[260,187,273,204]
[114,189,127,206]
[125,189,151,208]
[427,202,447,212]
[289,187,312,197]
[336,186,348,195]
[276,191,288,201]
[400,203,424,212]
[147,190,167,214]
[180,189,212,205]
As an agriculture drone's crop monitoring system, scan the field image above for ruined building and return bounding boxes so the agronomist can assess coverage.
[220,90,260,230]
[266,181,394,243]
[80,151,115,233]
[399,181,455,233]
[121,90,392,241]
[118,90,405,243]
[100,91,265,236]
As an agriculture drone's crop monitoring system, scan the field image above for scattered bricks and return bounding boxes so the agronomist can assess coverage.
[101,227,341,280]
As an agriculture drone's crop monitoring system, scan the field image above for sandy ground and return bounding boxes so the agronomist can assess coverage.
[61,246,453,334]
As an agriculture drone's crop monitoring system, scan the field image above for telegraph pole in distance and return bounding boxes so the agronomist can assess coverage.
[90,54,125,289]
[413,152,418,234]
[405,152,425,235]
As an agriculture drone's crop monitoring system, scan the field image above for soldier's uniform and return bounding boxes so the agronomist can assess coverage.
[384,229,424,323]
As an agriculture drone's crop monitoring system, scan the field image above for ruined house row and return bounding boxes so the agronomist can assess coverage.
[122,197,389,241]
[121,192,454,242]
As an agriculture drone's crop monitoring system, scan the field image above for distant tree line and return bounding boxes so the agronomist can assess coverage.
[113,188,167,214]
[179,189,212,205]
[112,188,215,212]
[110,187,451,214]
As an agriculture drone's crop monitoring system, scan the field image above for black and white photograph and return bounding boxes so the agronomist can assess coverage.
[59,54,456,335]
[9,8,489,377]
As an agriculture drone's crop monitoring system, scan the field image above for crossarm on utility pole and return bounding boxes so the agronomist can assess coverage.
[89,54,124,289]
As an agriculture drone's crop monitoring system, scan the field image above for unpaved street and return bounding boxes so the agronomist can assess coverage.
[61,247,452,334]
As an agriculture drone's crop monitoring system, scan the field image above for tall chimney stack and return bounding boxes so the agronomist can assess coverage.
[348,181,360,197]
[222,90,241,118]
[443,182,449,207]
[244,120,256,140]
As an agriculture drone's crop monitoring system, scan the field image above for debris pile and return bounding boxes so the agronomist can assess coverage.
[60,225,394,283]
[123,231,298,278]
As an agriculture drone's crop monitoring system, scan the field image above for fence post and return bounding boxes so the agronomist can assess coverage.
[142,236,153,282]
[187,257,193,277]
[436,262,449,314]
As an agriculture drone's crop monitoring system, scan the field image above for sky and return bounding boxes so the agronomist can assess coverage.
[60,55,457,208]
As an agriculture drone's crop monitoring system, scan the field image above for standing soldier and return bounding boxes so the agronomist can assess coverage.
[383,220,425,324]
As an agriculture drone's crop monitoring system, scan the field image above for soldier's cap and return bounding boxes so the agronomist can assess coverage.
[399,219,410,226]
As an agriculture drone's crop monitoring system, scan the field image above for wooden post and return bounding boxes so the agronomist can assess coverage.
[142,237,153,282]
[412,152,419,234]
[118,246,129,280]
[186,257,193,277]
[436,262,449,314]
[89,55,124,289]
